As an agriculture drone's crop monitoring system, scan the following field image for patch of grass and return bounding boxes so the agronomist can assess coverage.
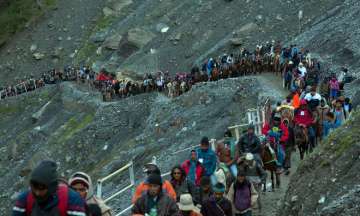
[0,105,20,114]
[61,114,94,141]
[334,134,354,157]
[74,42,97,64]
[319,159,331,167]
[94,15,115,32]
[74,15,116,64]
[0,0,57,45]
[43,0,57,8]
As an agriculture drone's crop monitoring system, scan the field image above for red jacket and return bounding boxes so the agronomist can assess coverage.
[181,160,204,186]
[262,122,289,143]
[294,108,314,127]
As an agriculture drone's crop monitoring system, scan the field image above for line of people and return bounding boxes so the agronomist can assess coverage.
[11,42,357,216]
[2,41,322,102]
[131,136,262,216]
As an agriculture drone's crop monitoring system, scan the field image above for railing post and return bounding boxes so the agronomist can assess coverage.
[256,109,261,135]
[262,108,266,127]
[247,111,252,125]
[234,128,240,142]
[97,180,103,198]
[210,139,216,151]
[129,160,135,194]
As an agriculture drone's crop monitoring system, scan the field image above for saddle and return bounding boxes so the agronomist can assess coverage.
[296,125,309,143]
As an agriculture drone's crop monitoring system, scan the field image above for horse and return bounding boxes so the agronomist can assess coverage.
[263,53,273,72]
[273,53,281,76]
[220,63,231,79]
[260,144,280,191]
[294,124,309,160]
[254,53,263,74]
[180,81,187,95]
[210,67,220,81]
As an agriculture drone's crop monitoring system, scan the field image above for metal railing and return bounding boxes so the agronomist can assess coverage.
[228,102,270,141]
[96,161,135,207]
[99,100,271,216]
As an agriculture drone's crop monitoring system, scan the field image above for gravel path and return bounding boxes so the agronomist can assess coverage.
[254,73,300,216]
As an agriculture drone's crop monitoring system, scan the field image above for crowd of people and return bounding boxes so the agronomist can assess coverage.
[11,41,356,216]
[2,41,350,103]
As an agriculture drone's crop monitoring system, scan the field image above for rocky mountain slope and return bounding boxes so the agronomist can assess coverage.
[280,111,360,216]
[0,77,265,213]
[278,1,360,215]
[1,0,360,215]
[0,0,343,85]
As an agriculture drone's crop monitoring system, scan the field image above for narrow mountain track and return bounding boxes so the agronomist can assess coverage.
[254,73,300,216]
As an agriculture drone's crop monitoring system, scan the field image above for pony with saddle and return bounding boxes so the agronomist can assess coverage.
[294,124,309,160]
[260,136,280,191]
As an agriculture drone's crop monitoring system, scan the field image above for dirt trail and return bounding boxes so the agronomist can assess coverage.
[254,73,301,216]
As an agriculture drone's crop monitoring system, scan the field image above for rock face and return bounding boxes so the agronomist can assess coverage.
[103,33,123,50]
[127,28,155,49]
[280,111,360,216]
[0,0,343,85]
[287,0,360,107]
[0,77,263,213]
[33,52,45,60]
[229,38,242,46]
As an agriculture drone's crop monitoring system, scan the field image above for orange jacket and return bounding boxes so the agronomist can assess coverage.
[131,180,176,203]
[292,93,300,109]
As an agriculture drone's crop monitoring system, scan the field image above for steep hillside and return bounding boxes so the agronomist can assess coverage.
[0,0,343,85]
[280,110,360,216]
[290,0,360,74]
[0,77,263,213]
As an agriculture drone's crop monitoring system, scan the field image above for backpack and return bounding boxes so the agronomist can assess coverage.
[233,182,252,211]
[26,184,69,216]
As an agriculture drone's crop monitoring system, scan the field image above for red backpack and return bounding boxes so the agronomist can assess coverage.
[26,184,68,216]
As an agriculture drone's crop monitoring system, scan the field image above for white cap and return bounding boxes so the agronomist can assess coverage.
[245,153,254,161]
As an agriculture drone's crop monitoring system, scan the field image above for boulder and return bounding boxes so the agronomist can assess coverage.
[156,23,170,33]
[235,22,258,34]
[47,21,55,28]
[174,33,182,41]
[33,52,45,60]
[30,44,37,53]
[90,30,108,43]
[103,33,123,50]
[111,0,133,13]
[96,47,102,56]
[127,28,155,48]
[229,38,242,46]
[52,47,63,59]
[103,7,115,17]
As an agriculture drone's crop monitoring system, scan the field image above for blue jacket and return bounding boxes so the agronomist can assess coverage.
[196,148,217,176]
[12,185,86,216]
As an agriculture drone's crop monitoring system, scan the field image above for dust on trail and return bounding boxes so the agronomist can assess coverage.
[253,73,301,216]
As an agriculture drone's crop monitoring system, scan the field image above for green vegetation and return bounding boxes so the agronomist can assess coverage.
[74,15,116,64]
[0,0,57,45]
[74,42,97,64]
[61,114,94,141]
[0,105,20,114]
[94,15,115,32]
